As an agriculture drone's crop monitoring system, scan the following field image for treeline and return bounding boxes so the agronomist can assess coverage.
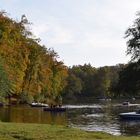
[62,64,126,103]
[62,62,139,103]
[117,60,140,97]
[0,11,68,105]
[0,11,140,105]
[62,12,140,103]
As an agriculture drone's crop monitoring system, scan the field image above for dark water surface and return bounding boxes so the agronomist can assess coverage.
[0,101,140,136]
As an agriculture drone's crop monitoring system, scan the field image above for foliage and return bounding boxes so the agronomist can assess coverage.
[117,60,140,97]
[116,12,140,97]
[125,12,140,62]
[62,71,82,102]
[0,11,68,104]
[62,64,123,103]
[0,59,11,99]
[92,67,110,97]
[19,92,34,104]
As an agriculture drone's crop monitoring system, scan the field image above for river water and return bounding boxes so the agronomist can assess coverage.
[0,101,140,136]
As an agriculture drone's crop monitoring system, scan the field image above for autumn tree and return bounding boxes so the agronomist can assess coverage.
[0,11,68,104]
[0,59,11,102]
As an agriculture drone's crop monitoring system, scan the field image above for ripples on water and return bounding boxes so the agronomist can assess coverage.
[65,103,140,136]
[0,102,140,136]
[64,104,102,109]
[66,104,121,135]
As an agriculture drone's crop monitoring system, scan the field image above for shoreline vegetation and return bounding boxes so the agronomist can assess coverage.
[0,11,140,106]
[0,122,139,140]
[0,9,140,139]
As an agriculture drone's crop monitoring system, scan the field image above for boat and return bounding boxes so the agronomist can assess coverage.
[119,110,140,120]
[122,101,130,106]
[30,102,48,107]
[0,102,3,107]
[121,101,139,107]
[43,107,66,112]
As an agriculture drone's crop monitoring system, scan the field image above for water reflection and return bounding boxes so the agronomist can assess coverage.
[0,106,67,125]
[120,120,140,135]
[0,102,140,136]
[66,105,121,135]
[66,102,140,135]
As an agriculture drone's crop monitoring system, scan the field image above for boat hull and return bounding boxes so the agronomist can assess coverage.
[0,102,3,107]
[30,103,48,107]
[119,112,140,120]
[43,107,66,112]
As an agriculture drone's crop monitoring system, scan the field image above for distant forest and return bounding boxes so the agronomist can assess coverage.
[0,11,140,105]
[62,64,124,103]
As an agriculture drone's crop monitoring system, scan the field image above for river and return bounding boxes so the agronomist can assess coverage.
[0,100,140,136]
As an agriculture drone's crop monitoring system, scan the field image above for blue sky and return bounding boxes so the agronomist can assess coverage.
[1,0,140,67]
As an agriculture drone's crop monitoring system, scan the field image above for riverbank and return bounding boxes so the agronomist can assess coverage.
[0,122,139,140]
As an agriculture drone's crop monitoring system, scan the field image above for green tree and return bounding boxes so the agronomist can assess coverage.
[93,67,110,98]
[116,12,140,97]
[117,61,140,97]
[125,12,140,62]
[62,72,82,101]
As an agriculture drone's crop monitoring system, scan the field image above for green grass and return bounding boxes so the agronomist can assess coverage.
[0,122,139,140]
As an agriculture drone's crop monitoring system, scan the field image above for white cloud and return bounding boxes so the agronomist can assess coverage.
[32,24,49,37]
[2,0,139,67]
[32,18,75,47]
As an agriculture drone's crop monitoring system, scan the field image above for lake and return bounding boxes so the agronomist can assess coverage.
[0,100,140,136]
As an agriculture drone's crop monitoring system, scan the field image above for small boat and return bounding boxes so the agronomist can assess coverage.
[119,111,140,120]
[0,102,3,107]
[122,101,130,106]
[43,107,66,112]
[121,101,139,107]
[30,102,48,107]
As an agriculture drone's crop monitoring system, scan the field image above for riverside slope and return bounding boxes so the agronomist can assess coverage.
[0,122,139,140]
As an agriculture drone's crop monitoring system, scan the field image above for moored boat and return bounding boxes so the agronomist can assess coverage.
[122,101,130,106]
[30,102,48,107]
[121,101,139,107]
[43,107,66,112]
[0,102,3,107]
[119,111,140,120]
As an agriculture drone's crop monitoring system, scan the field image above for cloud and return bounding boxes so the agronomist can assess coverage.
[32,17,75,47]
[2,0,139,67]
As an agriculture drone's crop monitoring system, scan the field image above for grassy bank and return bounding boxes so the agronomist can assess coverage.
[0,122,139,140]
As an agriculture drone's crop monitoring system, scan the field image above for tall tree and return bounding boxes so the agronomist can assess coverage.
[125,12,140,62]
[0,11,68,104]
[116,12,140,97]
[117,61,140,97]
[0,59,11,100]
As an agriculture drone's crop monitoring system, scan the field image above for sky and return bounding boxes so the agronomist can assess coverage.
[1,0,140,67]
